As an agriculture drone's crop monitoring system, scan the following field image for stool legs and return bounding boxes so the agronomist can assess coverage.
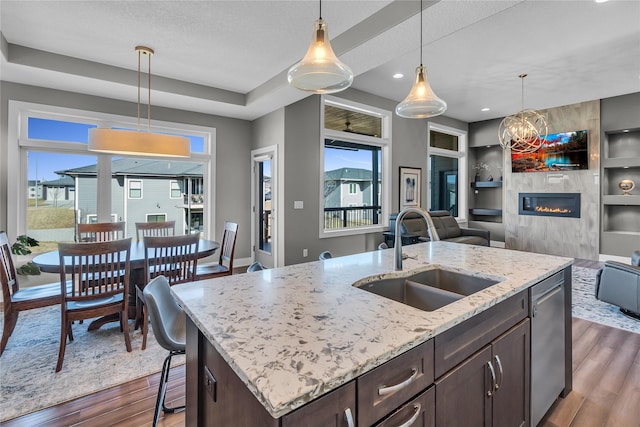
[152,350,186,427]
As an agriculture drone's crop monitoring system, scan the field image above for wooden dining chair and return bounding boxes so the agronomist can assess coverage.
[56,238,132,372]
[195,222,238,280]
[136,233,200,350]
[78,222,126,242]
[135,221,176,241]
[0,231,71,356]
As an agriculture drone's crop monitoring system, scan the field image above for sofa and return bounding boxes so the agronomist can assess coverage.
[595,250,640,320]
[384,210,490,247]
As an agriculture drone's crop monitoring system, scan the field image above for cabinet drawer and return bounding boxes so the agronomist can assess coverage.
[282,381,356,427]
[358,340,434,427]
[434,290,528,378]
[375,386,435,427]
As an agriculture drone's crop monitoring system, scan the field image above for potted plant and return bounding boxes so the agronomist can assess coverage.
[11,235,41,275]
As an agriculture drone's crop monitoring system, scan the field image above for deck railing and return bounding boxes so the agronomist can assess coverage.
[324,206,381,229]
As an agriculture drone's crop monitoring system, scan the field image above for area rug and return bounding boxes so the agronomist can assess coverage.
[0,306,182,422]
[572,265,640,334]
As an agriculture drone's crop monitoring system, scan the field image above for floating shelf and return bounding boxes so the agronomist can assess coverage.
[469,208,503,216]
[471,181,502,189]
[602,195,640,206]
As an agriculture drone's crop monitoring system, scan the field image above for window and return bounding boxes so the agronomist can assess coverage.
[427,123,467,220]
[146,214,167,222]
[128,180,142,199]
[9,101,215,249]
[321,97,391,237]
[170,180,182,198]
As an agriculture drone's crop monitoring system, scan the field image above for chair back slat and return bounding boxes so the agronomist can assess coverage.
[0,232,19,302]
[144,234,200,285]
[135,221,176,241]
[78,222,126,242]
[58,239,131,302]
[218,222,238,269]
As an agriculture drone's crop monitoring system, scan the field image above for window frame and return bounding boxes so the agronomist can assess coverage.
[426,122,468,222]
[128,179,143,199]
[170,180,182,199]
[8,100,216,240]
[319,96,392,239]
[146,213,168,222]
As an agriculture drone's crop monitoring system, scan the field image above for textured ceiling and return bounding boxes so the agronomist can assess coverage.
[1,0,639,123]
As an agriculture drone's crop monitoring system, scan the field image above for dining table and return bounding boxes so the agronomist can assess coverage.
[32,238,220,330]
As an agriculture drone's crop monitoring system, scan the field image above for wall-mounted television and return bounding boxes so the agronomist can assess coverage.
[511,130,589,173]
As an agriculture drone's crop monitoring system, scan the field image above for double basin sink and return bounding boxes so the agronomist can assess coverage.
[354,268,501,312]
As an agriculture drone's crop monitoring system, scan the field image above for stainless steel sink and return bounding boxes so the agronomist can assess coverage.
[354,268,501,312]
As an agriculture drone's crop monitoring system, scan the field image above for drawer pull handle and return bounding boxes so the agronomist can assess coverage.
[487,361,496,397]
[494,355,503,391]
[344,407,355,427]
[396,403,421,427]
[378,368,418,396]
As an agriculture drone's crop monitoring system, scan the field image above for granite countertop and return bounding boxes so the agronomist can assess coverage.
[172,241,573,419]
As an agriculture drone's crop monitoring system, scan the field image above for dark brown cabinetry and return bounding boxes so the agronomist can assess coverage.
[435,320,530,427]
[282,381,356,427]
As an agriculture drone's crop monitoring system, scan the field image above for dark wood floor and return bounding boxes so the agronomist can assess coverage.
[3,316,638,427]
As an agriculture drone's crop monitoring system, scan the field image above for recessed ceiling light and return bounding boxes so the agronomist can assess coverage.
[623,129,630,132]
[393,73,404,79]
[486,145,491,148]
[623,166,630,169]
[595,0,609,3]
[481,107,490,112]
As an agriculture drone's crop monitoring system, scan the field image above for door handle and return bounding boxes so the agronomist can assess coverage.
[344,407,355,427]
[396,403,421,427]
[487,361,496,397]
[379,368,418,396]
[494,355,503,391]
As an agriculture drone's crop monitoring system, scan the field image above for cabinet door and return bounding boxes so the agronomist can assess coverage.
[435,346,492,427]
[282,381,356,427]
[491,319,530,427]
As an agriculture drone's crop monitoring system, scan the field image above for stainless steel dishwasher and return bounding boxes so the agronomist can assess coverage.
[530,271,566,427]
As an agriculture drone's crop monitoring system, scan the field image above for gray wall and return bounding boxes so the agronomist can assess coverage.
[279,88,468,265]
[0,81,253,260]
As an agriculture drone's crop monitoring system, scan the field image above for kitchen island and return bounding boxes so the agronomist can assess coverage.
[172,241,573,426]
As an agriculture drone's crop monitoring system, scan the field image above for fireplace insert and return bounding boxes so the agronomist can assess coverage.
[519,193,581,218]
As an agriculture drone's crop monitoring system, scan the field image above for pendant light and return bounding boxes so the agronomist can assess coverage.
[498,74,548,153]
[395,0,447,119]
[88,46,190,158]
[287,0,353,94]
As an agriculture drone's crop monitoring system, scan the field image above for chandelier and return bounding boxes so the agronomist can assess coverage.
[88,46,190,158]
[498,74,548,153]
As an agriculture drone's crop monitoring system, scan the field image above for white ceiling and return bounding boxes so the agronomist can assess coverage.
[1,0,639,123]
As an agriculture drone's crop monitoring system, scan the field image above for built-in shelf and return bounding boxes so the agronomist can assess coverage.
[602,158,640,168]
[469,208,503,216]
[470,181,503,189]
[602,195,640,206]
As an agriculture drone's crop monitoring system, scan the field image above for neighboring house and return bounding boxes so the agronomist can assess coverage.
[27,179,42,200]
[41,175,75,206]
[58,158,204,237]
[324,167,380,208]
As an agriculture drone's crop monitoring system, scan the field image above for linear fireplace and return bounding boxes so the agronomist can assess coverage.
[519,193,581,218]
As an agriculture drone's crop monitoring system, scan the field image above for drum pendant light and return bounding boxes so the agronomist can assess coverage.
[395,0,447,119]
[498,74,548,153]
[287,0,353,94]
[88,46,190,158]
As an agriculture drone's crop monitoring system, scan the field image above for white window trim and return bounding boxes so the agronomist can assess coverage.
[319,96,392,239]
[8,100,217,240]
[170,180,182,199]
[146,213,168,222]
[426,122,468,222]
[128,179,143,199]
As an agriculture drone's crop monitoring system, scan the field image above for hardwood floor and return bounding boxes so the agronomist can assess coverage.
[4,317,638,427]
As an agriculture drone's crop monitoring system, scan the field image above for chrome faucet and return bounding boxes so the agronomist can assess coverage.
[394,207,439,271]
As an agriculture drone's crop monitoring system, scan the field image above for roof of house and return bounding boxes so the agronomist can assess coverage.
[325,168,380,182]
[42,175,75,187]
[58,158,203,178]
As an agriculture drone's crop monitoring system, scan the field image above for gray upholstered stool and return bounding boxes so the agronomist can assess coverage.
[143,275,186,427]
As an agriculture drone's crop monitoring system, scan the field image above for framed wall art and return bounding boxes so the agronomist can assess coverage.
[399,166,421,210]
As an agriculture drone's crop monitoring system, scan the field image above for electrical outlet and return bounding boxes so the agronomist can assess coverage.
[303,248,308,257]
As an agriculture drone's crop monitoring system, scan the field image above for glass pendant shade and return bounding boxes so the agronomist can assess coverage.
[88,128,190,157]
[395,65,447,119]
[287,18,353,94]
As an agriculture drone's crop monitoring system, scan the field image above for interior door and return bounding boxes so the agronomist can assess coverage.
[252,149,276,268]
